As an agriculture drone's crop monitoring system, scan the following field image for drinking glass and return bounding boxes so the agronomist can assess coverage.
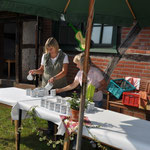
[57,96,62,103]
[26,88,31,96]
[50,89,56,97]
[49,102,55,111]
[41,97,47,107]
[61,105,67,114]
[45,82,53,91]
[46,100,50,109]
[55,103,61,113]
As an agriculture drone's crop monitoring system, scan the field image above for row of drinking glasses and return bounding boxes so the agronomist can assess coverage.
[26,88,56,97]
[41,96,71,115]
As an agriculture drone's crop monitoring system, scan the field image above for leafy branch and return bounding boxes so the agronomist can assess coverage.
[18,106,107,149]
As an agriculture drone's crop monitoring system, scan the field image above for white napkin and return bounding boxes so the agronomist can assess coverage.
[27,73,33,80]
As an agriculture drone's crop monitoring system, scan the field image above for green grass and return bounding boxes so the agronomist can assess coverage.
[0,105,63,150]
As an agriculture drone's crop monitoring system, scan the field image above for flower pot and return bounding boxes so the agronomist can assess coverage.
[70,109,79,122]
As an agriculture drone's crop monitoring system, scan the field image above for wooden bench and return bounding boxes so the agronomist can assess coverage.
[106,79,150,120]
[14,83,36,89]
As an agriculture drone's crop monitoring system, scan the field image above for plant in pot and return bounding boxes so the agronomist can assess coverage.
[67,92,88,122]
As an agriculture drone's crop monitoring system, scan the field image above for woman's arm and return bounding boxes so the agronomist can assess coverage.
[49,63,68,83]
[29,65,44,75]
[56,80,79,93]
[95,79,107,93]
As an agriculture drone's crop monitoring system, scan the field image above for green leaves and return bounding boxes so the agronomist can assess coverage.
[39,137,43,141]
[67,92,89,111]
[46,139,63,148]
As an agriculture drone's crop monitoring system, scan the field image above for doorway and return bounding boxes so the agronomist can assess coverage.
[3,23,16,79]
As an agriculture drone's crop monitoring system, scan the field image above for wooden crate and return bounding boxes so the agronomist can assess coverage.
[139,79,150,94]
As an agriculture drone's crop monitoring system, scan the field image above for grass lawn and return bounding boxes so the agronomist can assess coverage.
[0,105,63,150]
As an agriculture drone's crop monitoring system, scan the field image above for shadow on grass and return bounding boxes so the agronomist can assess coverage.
[0,133,63,150]
[20,133,99,150]
[20,132,63,150]
[0,137,15,148]
[0,130,115,150]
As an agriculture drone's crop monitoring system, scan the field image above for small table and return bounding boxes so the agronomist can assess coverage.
[5,59,16,79]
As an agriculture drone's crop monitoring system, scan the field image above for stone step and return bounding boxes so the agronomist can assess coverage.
[0,79,15,87]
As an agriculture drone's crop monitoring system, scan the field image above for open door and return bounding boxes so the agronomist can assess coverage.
[0,22,16,79]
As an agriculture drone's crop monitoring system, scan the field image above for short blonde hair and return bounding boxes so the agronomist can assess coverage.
[73,52,91,66]
[73,53,84,64]
[44,37,59,53]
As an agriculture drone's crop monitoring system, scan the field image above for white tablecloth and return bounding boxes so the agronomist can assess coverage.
[0,87,39,106]
[86,110,150,150]
[1,87,150,150]
[11,99,150,150]
[11,99,65,134]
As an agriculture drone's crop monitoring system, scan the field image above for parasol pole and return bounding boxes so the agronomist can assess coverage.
[76,0,95,150]
[126,0,136,20]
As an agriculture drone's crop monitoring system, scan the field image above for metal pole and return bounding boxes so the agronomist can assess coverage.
[15,109,22,150]
[76,0,95,150]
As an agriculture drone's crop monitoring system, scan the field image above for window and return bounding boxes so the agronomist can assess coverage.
[91,24,113,47]
[53,21,118,53]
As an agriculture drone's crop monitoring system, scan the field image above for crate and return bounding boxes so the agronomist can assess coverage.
[139,79,150,94]
[122,92,140,107]
[107,78,136,99]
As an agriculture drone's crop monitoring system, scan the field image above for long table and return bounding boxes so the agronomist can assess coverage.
[11,99,150,150]
[0,87,39,106]
[1,87,150,150]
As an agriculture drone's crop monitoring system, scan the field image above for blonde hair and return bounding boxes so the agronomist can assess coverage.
[73,53,84,64]
[44,37,59,53]
[73,52,91,66]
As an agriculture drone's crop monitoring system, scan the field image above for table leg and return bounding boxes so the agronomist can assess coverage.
[15,109,22,150]
[106,92,110,110]
[119,108,122,113]
[11,119,14,125]
[63,131,70,150]
[8,61,10,79]
[54,124,57,141]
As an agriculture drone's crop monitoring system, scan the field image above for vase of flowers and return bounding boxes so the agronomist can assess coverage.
[67,92,88,122]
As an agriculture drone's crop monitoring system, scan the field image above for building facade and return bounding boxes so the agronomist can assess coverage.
[0,12,150,119]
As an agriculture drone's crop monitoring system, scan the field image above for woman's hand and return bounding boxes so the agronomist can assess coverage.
[95,79,107,93]
[48,77,55,83]
[29,69,36,75]
[56,89,61,93]
[29,66,44,75]
[95,88,99,93]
